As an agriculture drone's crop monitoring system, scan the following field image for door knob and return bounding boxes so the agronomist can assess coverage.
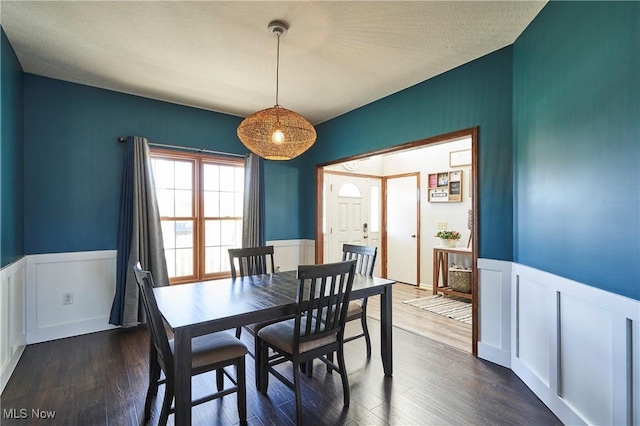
[411,235,416,238]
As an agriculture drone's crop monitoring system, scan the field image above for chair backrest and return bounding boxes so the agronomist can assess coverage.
[133,262,174,378]
[294,260,357,347]
[228,246,275,278]
[341,244,377,277]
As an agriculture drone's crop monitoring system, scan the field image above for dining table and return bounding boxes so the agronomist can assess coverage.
[153,269,395,426]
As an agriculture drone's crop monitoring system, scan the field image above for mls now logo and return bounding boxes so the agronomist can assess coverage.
[3,408,56,419]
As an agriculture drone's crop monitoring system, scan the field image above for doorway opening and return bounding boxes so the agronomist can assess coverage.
[315,128,478,354]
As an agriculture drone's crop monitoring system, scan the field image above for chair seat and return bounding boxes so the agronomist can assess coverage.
[245,315,296,335]
[169,332,247,370]
[257,318,337,354]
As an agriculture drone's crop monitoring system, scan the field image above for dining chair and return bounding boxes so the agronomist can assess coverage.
[133,262,248,426]
[228,245,290,388]
[341,243,377,357]
[228,245,275,279]
[256,259,357,426]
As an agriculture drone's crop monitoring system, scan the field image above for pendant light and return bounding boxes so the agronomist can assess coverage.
[237,20,316,160]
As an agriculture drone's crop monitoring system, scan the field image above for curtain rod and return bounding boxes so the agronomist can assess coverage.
[117,136,247,159]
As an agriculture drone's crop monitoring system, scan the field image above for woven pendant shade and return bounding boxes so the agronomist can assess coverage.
[237,20,316,161]
[237,105,316,160]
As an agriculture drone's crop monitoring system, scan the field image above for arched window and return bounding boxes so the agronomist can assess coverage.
[338,182,361,198]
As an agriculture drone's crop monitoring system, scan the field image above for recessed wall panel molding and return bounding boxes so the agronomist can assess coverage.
[477,258,512,368]
[0,257,27,393]
[26,250,118,344]
[511,263,639,426]
[267,240,314,273]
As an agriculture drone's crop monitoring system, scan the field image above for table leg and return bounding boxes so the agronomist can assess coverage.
[433,250,440,295]
[380,284,393,376]
[173,328,192,426]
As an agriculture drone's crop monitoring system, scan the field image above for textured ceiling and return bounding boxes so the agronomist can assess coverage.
[1,1,546,124]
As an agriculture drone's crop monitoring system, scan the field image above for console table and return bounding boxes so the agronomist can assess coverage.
[432,247,472,300]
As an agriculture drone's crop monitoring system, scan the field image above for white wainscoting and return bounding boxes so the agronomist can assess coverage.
[7,245,637,424]
[26,250,118,345]
[1,256,27,393]
[510,263,639,426]
[267,239,315,272]
[1,240,314,390]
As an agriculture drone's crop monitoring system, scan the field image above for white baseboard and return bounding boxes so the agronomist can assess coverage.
[27,316,117,344]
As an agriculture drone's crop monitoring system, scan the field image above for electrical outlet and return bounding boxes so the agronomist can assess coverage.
[437,221,448,230]
[63,292,73,305]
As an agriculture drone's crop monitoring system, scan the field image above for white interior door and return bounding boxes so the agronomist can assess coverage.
[385,175,418,285]
[324,173,382,276]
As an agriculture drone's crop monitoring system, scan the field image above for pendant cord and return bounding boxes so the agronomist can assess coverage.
[275,32,280,106]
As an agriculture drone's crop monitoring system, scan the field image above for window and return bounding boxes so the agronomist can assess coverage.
[151,149,244,284]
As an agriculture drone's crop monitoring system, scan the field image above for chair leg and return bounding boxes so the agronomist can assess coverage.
[144,359,161,421]
[159,383,173,426]
[336,346,350,408]
[359,298,372,358]
[216,368,224,391]
[254,335,261,390]
[293,360,303,426]
[258,338,269,394]
[235,327,242,339]
[237,356,247,423]
[326,352,334,374]
[361,313,372,358]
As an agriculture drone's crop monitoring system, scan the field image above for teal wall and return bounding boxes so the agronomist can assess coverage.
[513,1,639,300]
[4,1,638,300]
[22,75,299,254]
[310,47,514,261]
[1,29,24,267]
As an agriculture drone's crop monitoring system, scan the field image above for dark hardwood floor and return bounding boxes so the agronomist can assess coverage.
[2,315,560,426]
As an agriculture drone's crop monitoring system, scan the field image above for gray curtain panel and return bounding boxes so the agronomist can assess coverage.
[242,153,265,248]
[109,136,169,327]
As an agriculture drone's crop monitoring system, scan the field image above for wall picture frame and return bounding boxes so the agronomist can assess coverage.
[449,149,471,167]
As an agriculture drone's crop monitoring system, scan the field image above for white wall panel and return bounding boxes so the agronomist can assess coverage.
[477,258,511,368]
[1,257,27,393]
[266,239,315,271]
[26,251,117,344]
[516,276,551,386]
[559,294,613,425]
[35,258,115,328]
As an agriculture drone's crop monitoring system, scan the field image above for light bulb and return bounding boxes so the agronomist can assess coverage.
[271,127,285,144]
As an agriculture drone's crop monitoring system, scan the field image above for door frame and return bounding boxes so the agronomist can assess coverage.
[315,126,479,355]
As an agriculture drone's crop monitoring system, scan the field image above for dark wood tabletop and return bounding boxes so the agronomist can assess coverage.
[153,270,395,426]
